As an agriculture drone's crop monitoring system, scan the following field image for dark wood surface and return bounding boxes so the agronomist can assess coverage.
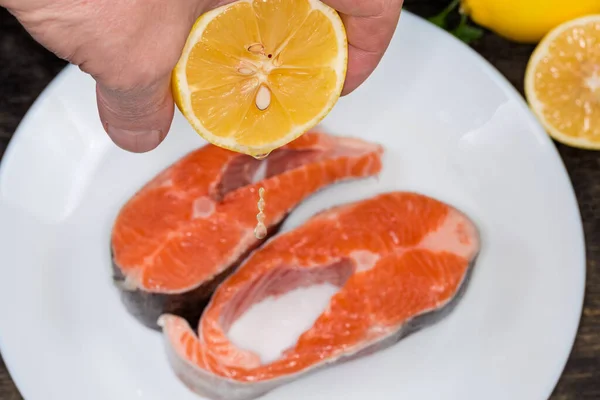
[0,1,598,399]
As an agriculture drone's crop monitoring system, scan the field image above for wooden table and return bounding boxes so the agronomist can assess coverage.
[0,1,598,398]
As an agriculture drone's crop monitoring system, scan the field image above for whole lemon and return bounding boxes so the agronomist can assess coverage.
[461,0,600,43]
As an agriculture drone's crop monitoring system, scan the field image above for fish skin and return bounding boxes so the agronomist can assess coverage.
[110,221,282,330]
[159,192,481,400]
[110,132,384,330]
[159,259,477,400]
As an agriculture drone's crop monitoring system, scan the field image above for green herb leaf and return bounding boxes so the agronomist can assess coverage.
[451,12,484,44]
[452,23,484,43]
[427,0,460,29]
[427,0,484,44]
[428,13,448,29]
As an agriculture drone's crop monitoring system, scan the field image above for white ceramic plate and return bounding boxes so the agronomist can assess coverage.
[0,11,585,400]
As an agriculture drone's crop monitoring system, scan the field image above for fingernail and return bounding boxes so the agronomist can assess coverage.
[105,124,165,153]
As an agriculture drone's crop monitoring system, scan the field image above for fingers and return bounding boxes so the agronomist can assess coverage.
[92,0,220,153]
[96,76,174,153]
[324,0,403,95]
[321,0,391,17]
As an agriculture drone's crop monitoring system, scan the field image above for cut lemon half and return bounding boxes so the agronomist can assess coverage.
[525,14,600,149]
[172,0,348,157]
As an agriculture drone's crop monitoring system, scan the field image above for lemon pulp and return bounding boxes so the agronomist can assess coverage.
[172,0,348,157]
[525,15,600,149]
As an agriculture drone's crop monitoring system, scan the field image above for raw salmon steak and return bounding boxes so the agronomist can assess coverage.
[110,132,383,329]
[159,192,480,400]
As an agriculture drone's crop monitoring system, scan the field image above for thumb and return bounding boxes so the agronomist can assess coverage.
[96,76,174,153]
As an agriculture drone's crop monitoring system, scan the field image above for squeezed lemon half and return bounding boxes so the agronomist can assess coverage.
[172,0,348,157]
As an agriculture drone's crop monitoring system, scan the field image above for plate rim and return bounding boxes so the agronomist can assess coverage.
[0,10,587,400]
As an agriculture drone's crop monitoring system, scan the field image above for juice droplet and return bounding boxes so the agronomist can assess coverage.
[253,152,270,160]
[254,224,267,240]
[254,186,267,239]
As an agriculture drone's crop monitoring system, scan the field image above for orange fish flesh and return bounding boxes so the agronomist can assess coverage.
[159,191,481,400]
[110,131,383,329]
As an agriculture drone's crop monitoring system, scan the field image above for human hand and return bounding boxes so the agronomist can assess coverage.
[323,0,403,95]
[1,0,403,153]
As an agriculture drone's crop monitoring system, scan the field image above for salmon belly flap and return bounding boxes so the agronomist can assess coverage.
[110,131,384,329]
[159,192,481,400]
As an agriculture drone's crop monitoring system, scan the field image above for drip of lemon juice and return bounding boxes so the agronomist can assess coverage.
[254,187,267,239]
[253,152,270,160]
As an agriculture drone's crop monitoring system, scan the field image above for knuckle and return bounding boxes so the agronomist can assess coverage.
[97,79,168,121]
[367,0,390,17]
[372,0,402,18]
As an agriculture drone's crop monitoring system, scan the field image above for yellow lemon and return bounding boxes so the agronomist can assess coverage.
[525,15,600,149]
[462,0,600,43]
[172,0,348,157]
